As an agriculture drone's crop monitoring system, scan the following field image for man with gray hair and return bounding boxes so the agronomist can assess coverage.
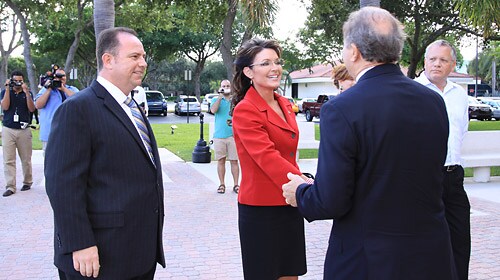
[415,39,470,280]
[283,7,457,279]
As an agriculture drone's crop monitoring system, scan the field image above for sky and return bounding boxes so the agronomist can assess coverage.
[273,0,311,41]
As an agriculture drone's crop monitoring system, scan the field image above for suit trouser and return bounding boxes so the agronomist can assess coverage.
[443,165,470,280]
[2,126,33,192]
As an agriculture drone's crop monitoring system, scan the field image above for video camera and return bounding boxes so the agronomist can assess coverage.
[40,64,63,89]
[9,80,23,87]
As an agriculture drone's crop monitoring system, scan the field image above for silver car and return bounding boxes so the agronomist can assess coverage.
[480,99,500,120]
[174,95,201,115]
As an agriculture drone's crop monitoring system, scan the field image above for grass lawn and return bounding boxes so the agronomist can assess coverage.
[151,123,210,161]
[10,120,500,177]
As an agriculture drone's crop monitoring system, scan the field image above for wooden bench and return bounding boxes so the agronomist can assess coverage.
[461,131,500,182]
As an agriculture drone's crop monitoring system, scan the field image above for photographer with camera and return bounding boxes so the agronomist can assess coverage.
[210,79,239,194]
[35,66,79,151]
[1,70,36,197]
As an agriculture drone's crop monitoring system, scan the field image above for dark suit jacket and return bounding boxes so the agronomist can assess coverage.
[232,86,301,206]
[45,80,165,279]
[296,64,457,280]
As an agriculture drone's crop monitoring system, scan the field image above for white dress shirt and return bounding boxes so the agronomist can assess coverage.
[415,74,469,166]
[96,77,151,151]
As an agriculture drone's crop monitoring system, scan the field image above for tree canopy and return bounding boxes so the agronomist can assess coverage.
[299,0,494,78]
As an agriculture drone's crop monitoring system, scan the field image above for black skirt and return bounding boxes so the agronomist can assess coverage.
[238,203,307,280]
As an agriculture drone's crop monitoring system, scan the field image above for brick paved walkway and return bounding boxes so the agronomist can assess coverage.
[0,150,499,279]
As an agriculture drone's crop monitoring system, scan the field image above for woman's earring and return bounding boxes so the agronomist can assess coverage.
[250,79,253,85]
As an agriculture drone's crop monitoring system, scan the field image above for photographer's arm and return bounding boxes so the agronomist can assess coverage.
[35,88,50,109]
[60,85,76,97]
[1,80,11,111]
[23,84,35,113]
[210,93,223,114]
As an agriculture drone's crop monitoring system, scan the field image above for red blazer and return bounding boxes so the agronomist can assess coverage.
[232,86,301,206]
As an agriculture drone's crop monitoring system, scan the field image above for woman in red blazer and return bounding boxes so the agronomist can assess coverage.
[231,38,312,280]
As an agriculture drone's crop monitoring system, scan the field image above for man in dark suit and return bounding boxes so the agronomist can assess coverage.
[45,27,165,279]
[283,7,457,280]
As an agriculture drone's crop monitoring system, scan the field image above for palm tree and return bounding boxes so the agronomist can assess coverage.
[455,0,499,39]
[93,0,115,40]
[360,0,380,7]
[220,0,277,80]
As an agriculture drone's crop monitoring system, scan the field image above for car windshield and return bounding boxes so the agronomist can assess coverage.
[147,92,163,101]
[469,98,482,105]
[183,98,198,102]
[486,101,500,107]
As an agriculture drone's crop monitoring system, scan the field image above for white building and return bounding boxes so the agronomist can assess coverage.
[282,63,475,99]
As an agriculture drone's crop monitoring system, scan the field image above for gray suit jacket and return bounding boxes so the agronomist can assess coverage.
[45,80,165,278]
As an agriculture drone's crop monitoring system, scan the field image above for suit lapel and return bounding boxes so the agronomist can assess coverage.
[245,87,297,134]
[92,81,156,169]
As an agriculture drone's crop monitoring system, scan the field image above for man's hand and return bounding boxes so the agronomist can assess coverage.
[21,83,29,94]
[73,246,100,278]
[282,172,306,207]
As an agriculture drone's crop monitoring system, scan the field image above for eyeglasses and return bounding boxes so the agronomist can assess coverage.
[249,59,285,68]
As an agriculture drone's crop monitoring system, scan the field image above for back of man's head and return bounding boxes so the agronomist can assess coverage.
[343,7,406,64]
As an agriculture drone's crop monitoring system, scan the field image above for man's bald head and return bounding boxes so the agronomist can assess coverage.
[343,7,406,63]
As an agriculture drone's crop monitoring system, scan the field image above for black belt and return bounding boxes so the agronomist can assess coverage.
[443,165,460,172]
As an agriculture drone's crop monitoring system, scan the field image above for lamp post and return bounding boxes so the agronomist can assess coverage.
[192,113,211,163]
[475,35,478,98]
[184,69,192,123]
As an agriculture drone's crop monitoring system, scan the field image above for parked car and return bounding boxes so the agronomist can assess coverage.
[284,96,299,115]
[297,97,317,113]
[203,93,219,114]
[174,95,201,115]
[302,94,337,122]
[479,99,500,120]
[468,96,493,121]
[145,90,167,117]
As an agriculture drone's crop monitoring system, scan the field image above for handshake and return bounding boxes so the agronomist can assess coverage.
[282,172,315,207]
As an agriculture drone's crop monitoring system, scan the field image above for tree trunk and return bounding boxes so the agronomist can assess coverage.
[0,56,9,85]
[5,0,36,91]
[193,59,205,100]
[0,11,21,83]
[220,0,237,80]
[359,0,380,7]
[65,28,83,75]
[93,0,115,40]
[65,0,89,74]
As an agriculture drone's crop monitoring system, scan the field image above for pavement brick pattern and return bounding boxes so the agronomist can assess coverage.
[1,157,499,279]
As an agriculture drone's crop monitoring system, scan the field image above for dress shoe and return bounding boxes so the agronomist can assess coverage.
[21,185,31,191]
[3,190,14,197]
